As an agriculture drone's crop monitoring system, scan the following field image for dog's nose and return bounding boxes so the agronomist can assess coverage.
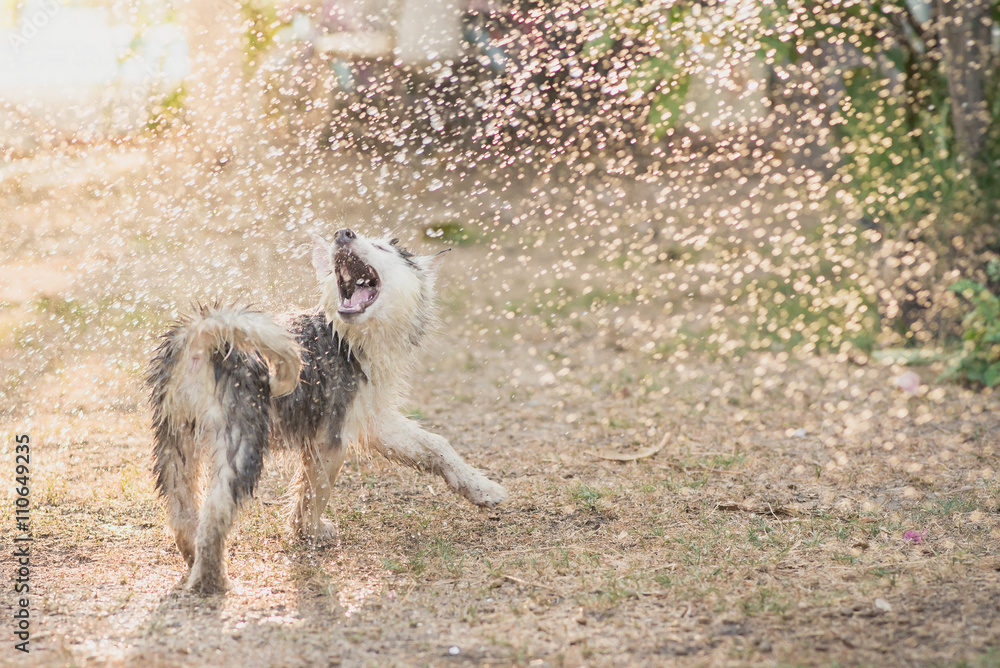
[335,228,356,246]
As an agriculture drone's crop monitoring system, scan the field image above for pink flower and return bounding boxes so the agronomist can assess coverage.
[903,530,926,543]
[892,371,921,395]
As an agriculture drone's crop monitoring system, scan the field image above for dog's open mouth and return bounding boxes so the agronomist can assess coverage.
[335,250,380,317]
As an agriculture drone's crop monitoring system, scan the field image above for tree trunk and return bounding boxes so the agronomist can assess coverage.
[934,0,994,165]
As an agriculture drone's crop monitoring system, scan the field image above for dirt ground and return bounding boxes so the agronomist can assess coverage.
[0,140,998,667]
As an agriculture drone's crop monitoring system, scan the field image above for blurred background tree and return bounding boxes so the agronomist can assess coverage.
[578,0,998,344]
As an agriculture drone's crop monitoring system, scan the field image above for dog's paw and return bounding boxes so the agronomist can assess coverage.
[295,517,338,544]
[309,518,339,543]
[185,564,231,595]
[467,478,509,508]
[175,534,196,567]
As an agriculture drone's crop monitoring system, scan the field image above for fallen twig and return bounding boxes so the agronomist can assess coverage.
[588,432,670,462]
[653,461,740,476]
[714,502,804,517]
[503,574,558,592]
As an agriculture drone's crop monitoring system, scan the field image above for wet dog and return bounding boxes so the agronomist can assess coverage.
[148,229,508,593]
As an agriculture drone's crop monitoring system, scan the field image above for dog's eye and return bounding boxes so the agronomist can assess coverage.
[390,238,400,246]
[374,245,388,252]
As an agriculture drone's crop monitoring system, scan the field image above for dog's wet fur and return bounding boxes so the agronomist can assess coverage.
[148,229,508,594]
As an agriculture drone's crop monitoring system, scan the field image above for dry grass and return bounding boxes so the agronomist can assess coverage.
[0,142,998,667]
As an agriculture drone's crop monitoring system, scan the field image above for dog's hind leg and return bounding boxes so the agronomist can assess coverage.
[186,438,239,594]
[373,414,508,507]
[290,427,347,542]
[186,356,270,595]
[186,417,269,594]
[152,425,200,566]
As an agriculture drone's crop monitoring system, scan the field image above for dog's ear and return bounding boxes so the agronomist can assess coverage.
[312,235,333,281]
[418,248,450,276]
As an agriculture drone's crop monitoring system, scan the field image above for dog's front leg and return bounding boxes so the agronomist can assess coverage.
[290,433,347,542]
[374,414,508,507]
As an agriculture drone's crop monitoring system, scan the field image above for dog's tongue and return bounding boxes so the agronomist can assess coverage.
[343,286,375,311]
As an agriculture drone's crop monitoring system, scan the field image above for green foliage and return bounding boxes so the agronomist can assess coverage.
[146,86,186,133]
[241,0,282,74]
[945,279,1000,387]
[750,275,879,354]
[760,0,998,244]
[423,222,480,246]
[571,483,605,511]
[585,0,998,233]
[831,61,989,249]
[582,0,695,139]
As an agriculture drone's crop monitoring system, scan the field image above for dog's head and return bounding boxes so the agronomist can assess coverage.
[313,229,445,348]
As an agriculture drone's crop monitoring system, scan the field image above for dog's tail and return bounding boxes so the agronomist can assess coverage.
[149,305,302,429]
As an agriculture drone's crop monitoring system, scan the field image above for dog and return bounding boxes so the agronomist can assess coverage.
[147,228,508,594]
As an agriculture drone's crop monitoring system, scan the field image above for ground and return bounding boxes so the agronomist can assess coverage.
[0,140,998,667]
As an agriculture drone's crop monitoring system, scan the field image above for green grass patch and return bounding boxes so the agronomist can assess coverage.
[423,221,481,246]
